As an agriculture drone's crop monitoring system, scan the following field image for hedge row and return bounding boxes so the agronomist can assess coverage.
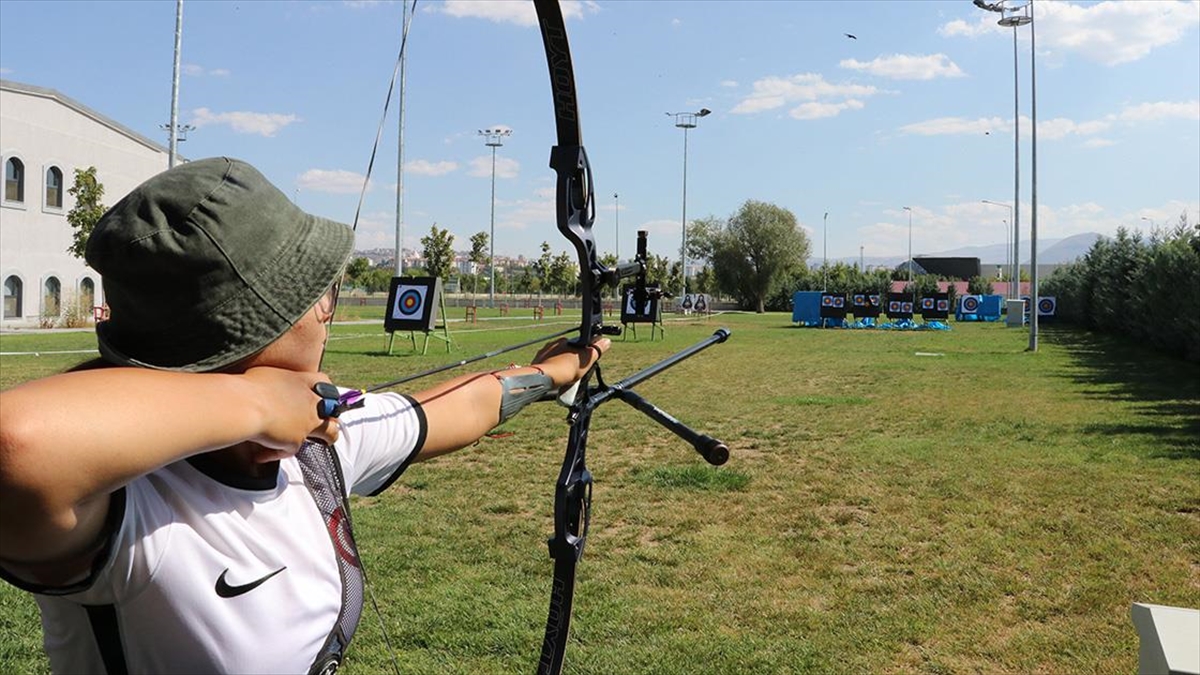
[1041,218,1200,362]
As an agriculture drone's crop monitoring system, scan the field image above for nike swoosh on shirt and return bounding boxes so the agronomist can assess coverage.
[215,567,287,598]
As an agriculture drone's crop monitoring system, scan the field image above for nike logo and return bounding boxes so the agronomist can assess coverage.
[215,567,287,598]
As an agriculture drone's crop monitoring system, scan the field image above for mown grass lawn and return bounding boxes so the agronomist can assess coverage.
[1,312,1197,674]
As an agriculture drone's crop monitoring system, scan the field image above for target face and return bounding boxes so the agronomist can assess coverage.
[921,297,935,310]
[833,296,845,308]
[395,288,423,316]
[694,294,707,312]
[1037,297,1056,316]
[869,294,881,306]
[853,294,866,307]
[936,299,950,312]
[888,301,901,313]
[821,295,834,307]
[901,301,913,313]
[383,276,443,332]
[962,295,981,313]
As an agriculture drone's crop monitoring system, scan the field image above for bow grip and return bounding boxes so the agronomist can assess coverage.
[313,382,341,419]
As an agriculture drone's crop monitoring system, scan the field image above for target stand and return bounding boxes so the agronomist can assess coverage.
[383,276,452,355]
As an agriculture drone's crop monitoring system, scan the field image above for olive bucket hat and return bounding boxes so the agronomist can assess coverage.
[85,157,354,372]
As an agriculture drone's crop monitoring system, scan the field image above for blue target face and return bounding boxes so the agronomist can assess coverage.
[962,296,980,312]
[901,302,913,313]
[937,299,950,312]
[821,295,834,306]
[921,297,934,310]
[853,294,866,306]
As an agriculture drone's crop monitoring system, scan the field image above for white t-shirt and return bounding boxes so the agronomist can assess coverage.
[3,391,426,675]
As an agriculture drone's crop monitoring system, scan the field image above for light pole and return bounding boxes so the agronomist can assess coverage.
[614,193,620,259]
[822,211,829,291]
[668,108,711,299]
[902,206,913,292]
[1140,216,1155,233]
[982,199,1015,297]
[976,0,1038,350]
[614,192,620,300]
[479,127,512,309]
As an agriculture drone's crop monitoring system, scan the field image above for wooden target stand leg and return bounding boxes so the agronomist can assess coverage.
[420,292,453,355]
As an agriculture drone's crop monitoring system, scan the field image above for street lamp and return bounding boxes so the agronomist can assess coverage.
[614,193,620,259]
[822,211,829,291]
[977,0,1039,351]
[668,108,711,299]
[479,127,512,309]
[1140,216,1155,232]
[902,206,913,291]
[982,199,1015,297]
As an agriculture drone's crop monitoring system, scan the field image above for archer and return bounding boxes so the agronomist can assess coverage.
[0,157,607,674]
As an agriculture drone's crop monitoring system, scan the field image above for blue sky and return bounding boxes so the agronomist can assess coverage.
[2,0,1197,263]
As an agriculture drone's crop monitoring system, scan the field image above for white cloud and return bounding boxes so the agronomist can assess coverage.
[191,108,299,136]
[671,18,682,27]
[1081,138,1116,148]
[899,116,1008,136]
[720,79,739,88]
[900,100,1197,140]
[437,0,598,27]
[297,169,372,195]
[839,53,965,80]
[1117,100,1200,123]
[405,159,458,176]
[468,155,519,179]
[790,99,865,120]
[939,0,1200,66]
[731,73,878,115]
[182,64,230,77]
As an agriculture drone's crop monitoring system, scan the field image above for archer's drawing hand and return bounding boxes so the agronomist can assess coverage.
[532,337,611,389]
[242,367,340,459]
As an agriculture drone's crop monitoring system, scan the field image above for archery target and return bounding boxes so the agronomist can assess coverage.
[820,293,847,319]
[886,293,914,319]
[854,292,881,318]
[961,295,981,313]
[920,292,949,320]
[621,285,660,323]
[1037,296,1056,316]
[852,294,867,307]
[395,288,424,317]
[681,294,694,310]
[694,294,708,312]
[384,276,443,332]
[869,294,881,307]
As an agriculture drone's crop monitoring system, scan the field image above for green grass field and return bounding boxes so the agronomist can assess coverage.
[1,313,1197,674]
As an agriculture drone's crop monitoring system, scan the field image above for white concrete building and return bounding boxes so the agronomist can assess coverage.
[1,79,170,328]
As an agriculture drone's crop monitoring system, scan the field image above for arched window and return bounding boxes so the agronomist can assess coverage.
[3,276,22,318]
[79,277,96,310]
[46,166,63,208]
[43,277,61,317]
[4,157,24,203]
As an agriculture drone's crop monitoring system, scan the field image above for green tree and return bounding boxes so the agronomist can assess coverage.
[66,167,106,260]
[344,257,371,289]
[469,231,489,299]
[967,276,995,295]
[548,251,577,295]
[704,200,811,313]
[421,224,455,280]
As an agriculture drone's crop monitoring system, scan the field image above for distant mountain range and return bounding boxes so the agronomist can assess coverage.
[814,231,1102,268]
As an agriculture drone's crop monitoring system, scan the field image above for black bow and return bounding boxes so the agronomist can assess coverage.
[532,3,731,673]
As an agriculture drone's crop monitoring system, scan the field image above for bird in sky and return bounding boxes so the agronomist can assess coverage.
[844,33,857,39]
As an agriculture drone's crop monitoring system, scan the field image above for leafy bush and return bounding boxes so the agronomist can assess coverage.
[1042,215,1200,361]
